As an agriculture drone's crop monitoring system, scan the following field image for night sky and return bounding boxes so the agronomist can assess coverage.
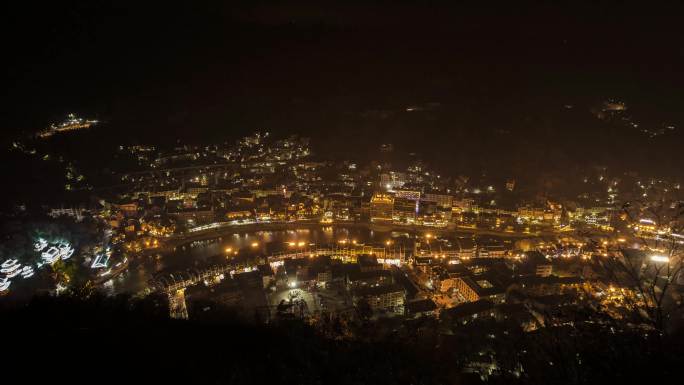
[5,1,684,176]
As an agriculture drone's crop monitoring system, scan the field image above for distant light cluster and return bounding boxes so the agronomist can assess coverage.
[37,113,98,138]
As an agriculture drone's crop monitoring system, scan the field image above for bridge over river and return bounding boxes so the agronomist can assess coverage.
[149,246,406,319]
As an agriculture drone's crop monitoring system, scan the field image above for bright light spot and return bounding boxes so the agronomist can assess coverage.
[91,253,110,269]
[0,277,10,292]
[34,238,48,252]
[251,242,259,248]
[1,259,20,273]
[650,255,669,263]
[288,281,297,288]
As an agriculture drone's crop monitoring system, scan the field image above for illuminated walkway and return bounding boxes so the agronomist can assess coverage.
[151,246,405,293]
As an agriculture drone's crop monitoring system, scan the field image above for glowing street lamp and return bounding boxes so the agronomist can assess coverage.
[225,247,233,253]
[251,242,259,248]
[297,241,306,247]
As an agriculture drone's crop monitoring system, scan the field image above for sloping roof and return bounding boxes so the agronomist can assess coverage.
[406,298,437,314]
[442,299,494,320]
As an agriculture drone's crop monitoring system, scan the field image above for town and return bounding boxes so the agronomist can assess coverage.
[4,129,682,360]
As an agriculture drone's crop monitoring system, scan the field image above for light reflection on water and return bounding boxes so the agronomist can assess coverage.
[109,226,407,294]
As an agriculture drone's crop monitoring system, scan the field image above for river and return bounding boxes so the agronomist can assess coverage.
[104,225,418,294]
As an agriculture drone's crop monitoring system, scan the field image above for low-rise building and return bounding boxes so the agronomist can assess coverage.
[405,298,438,319]
[453,275,506,303]
[353,284,406,314]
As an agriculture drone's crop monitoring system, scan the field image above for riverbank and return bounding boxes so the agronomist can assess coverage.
[164,220,545,250]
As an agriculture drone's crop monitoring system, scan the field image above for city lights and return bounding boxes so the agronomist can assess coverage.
[0,259,20,274]
[91,253,110,269]
[0,277,10,292]
[34,238,47,252]
[20,266,34,278]
[6,6,684,381]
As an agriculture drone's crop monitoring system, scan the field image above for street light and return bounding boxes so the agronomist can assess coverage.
[225,247,233,253]
[251,242,259,248]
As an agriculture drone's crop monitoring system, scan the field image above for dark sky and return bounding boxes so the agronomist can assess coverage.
[4,1,684,175]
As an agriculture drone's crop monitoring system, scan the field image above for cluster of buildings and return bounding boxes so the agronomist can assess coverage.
[20,131,681,330]
[86,132,684,249]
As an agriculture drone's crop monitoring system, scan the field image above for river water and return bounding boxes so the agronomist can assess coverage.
[104,225,417,294]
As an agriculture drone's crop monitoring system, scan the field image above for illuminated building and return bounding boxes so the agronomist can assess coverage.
[380,171,406,190]
[452,198,475,213]
[423,193,453,209]
[353,284,406,314]
[346,269,393,289]
[536,264,553,277]
[370,193,394,222]
[184,183,209,197]
[517,206,545,222]
[37,113,98,138]
[455,238,476,259]
[506,179,516,191]
[477,242,508,258]
[441,299,495,324]
[393,197,417,223]
[169,207,215,224]
[48,206,86,221]
[453,275,505,303]
[394,189,421,201]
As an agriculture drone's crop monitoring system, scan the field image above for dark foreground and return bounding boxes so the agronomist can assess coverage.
[2,293,682,385]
